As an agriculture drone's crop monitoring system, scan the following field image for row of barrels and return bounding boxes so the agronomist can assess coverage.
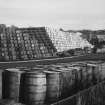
[0,25,56,61]
[0,61,105,105]
[77,80,105,105]
[51,79,105,105]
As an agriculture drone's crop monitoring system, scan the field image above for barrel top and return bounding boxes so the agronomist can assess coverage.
[60,67,80,72]
[16,67,28,69]
[16,67,30,71]
[86,63,97,67]
[43,70,60,74]
[6,68,20,71]
[54,65,63,68]
[52,69,70,72]
[25,70,45,74]
[6,68,25,73]
[86,60,104,64]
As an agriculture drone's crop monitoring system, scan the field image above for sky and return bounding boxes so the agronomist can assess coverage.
[0,0,105,30]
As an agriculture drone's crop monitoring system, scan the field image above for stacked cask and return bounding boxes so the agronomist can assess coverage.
[17,27,56,58]
[0,25,94,61]
[7,26,18,61]
[15,27,56,60]
[45,27,71,52]
[0,25,57,61]
[0,24,9,61]
[45,27,93,53]
[0,25,20,61]
[2,61,105,105]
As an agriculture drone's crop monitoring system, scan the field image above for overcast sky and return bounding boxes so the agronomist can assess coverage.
[0,0,105,30]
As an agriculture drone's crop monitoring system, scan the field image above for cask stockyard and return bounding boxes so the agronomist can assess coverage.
[0,24,105,105]
[0,0,105,105]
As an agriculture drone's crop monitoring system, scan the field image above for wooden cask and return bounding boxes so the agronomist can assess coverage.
[22,71,46,105]
[43,70,61,103]
[3,68,25,102]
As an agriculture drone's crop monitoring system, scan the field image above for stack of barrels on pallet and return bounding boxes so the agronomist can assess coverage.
[0,25,57,61]
[0,61,105,105]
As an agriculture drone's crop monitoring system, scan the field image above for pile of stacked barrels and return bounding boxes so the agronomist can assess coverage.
[45,27,72,52]
[0,61,105,105]
[15,28,56,60]
[0,24,56,61]
[45,27,93,54]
